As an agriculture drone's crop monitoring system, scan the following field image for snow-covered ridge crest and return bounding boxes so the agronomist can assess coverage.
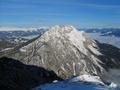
[50,25,77,33]
[70,74,104,84]
[69,74,118,88]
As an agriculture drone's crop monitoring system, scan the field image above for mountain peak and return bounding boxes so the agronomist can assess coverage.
[43,25,95,56]
[12,25,104,78]
[49,25,78,34]
[6,25,120,85]
[45,25,88,43]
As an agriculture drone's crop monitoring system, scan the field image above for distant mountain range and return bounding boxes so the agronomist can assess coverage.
[0,28,120,38]
[83,28,120,48]
[0,28,48,51]
[84,28,120,37]
[0,28,48,39]
[0,27,120,50]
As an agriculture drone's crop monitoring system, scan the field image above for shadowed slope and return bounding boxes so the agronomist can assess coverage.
[0,57,62,90]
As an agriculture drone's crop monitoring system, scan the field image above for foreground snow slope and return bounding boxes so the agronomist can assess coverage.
[33,74,120,90]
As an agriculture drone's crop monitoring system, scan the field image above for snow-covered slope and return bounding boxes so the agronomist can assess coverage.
[5,25,120,86]
[33,74,119,90]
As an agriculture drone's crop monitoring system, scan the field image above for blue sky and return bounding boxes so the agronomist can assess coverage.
[0,0,120,28]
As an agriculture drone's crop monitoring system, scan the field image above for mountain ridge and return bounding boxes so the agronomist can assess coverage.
[2,25,120,86]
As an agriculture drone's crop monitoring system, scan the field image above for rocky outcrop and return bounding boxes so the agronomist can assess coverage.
[0,57,62,90]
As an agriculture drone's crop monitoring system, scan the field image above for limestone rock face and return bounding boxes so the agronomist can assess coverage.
[7,26,120,80]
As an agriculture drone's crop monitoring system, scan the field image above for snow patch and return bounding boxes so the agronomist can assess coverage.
[1,47,13,52]
[69,74,104,85]
[88,45,102,55]
[109,82,117,88]
[20,48,26,52]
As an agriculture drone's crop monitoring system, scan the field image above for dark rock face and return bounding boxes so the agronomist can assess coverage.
[97,42,120,69]
[0,57,62,90]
